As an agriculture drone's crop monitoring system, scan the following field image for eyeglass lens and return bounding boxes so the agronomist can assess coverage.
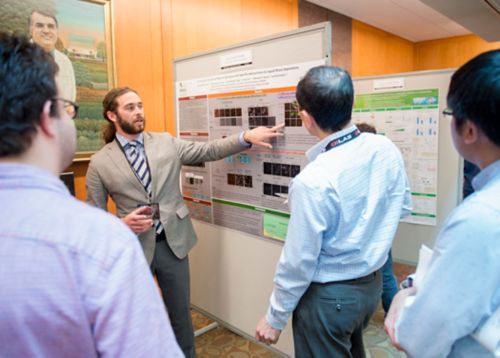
[64,103,77,118]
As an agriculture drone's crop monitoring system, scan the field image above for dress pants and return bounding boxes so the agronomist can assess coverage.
[292,270,382,358]
[151,233,195,358]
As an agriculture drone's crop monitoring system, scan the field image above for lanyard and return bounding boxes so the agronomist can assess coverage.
[324,128,361,152]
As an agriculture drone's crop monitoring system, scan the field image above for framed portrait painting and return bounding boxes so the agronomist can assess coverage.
[0,0,115,160]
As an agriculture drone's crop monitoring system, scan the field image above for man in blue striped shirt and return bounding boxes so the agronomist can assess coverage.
[256,65,411,357]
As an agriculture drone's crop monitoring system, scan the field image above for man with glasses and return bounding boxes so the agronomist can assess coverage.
[385,49,500,357]
[54,97,79,119]
[29,9,76,101]
[0,33,182,357]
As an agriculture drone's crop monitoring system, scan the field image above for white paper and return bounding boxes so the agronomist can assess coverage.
[373,77,404,91]
[413,244,433,289]
[220,50,253,70]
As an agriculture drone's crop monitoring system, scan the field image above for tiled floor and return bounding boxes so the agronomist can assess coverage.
[194,262,415,357]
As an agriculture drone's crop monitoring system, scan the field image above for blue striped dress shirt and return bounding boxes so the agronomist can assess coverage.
[395,159,500,357]
[267,125,412,329]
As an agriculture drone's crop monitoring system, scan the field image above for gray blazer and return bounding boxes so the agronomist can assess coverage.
[86,132,245,263]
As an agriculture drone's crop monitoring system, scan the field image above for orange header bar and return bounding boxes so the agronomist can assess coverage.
[179,95,207,101]
[207,86,296,99]
[179,132,209,137]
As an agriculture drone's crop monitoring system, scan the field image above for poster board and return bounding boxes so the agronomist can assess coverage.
[352,70,462,264]
[174,23,331,356]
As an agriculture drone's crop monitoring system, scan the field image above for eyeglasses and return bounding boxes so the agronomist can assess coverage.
[52,97,79,119]
[442,108,454,119]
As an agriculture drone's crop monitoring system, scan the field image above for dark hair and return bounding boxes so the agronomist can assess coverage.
[101,87,137,143]
[295,66,354,132]
[102,122,116,144]
[447,49,500,146]
[356,122,377,134]
[29,10,59,29]
[0,32,58,156]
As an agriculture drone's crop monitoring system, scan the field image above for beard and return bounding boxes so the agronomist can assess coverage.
[116,112,145,135]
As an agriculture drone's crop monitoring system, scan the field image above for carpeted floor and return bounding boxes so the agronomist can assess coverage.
[193,310,277,357]
[193,305,405,358]
[194,262,414,357]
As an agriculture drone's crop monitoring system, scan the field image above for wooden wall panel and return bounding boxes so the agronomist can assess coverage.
[241,0,298,41]
[113,0,167,133]
[67,162,89,200]
[161,0,175,135]
[170,0,297,60]
[351,20,414,77]
[298,0,351,72]
[170,0,243,58]
[148,0,169,133]
[415,34,500,71]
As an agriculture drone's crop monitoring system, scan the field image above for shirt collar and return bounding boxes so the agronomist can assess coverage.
[472,159,500,191]
[116,132,144,148]
[306,124,358,162]
[0,163,69,195]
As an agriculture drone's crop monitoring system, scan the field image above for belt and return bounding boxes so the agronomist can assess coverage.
[156,230,166,243]
[333,270,379,285]
[310,270,380,289]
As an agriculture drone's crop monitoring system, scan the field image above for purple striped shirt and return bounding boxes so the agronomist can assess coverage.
[0,163,182,357]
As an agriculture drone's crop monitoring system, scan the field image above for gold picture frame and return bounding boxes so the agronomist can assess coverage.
[0,0,116,161]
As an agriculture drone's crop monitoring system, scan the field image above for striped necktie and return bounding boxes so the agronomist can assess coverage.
[128,140,151,194]
[127,141,163,234]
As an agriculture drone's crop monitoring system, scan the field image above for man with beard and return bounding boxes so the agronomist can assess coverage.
[86,86,284,357]
[0,34,182,357]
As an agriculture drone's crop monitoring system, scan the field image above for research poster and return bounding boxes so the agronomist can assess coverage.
[352,89,439,225]
[176,60,325,241]
[177,65,438,241]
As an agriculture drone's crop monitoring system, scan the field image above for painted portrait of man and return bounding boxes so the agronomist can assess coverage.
[29,9,77,101]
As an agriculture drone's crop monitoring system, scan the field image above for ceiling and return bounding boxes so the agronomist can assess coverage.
[306,0,500,42]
